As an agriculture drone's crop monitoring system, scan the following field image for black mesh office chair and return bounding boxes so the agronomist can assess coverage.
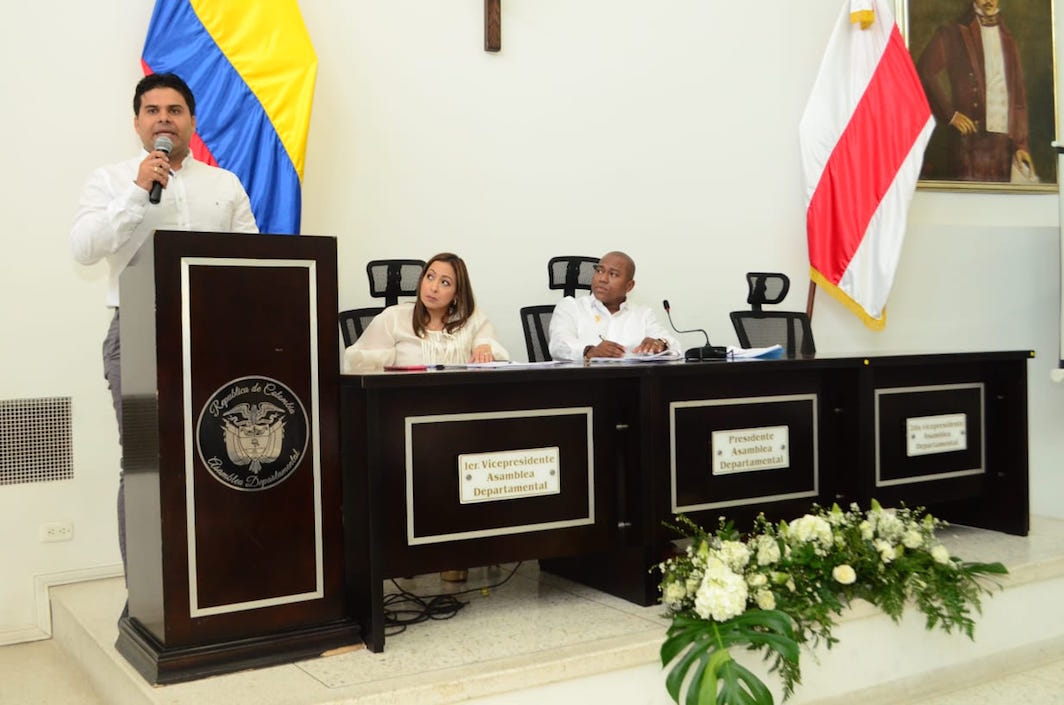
[366,259,425,306]
[729,272,816,357]
[338,307,383,347]
[520,305,554,362]
[339,259,425,346]
[743,271,790,311]
[547,256,598,298]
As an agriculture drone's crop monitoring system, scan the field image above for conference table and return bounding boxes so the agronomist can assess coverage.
[340,350,1030,651]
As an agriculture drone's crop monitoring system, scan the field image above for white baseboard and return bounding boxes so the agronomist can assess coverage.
[0,563,123,646]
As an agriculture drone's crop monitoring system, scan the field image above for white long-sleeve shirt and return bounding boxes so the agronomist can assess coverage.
[71,150,258,307]
[547,295,679,362]
[343,303,510,373]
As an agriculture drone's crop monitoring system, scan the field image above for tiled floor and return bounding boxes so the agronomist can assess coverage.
[3,516,1064,705]
[1,638,104,705]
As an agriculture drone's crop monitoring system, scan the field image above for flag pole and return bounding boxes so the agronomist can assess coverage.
[1051,141,1064,382]
[806,280,817,319]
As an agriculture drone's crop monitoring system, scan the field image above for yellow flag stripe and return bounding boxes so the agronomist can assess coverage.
[810,268,887,331]
[190,0,317,179]
[850,10,875,30]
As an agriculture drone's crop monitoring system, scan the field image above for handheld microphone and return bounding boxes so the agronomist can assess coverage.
[662,299,728,361]
[148,135,173,205]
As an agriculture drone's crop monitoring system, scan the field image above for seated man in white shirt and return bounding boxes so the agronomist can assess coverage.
[548,251,679,361]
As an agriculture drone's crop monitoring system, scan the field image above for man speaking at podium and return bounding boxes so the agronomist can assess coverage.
[548,251,678,362]
[70,72,258,572]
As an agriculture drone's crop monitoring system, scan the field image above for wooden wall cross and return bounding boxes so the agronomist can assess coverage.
[484,0,501,52]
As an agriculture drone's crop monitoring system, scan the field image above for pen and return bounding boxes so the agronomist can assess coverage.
[383,364,444,371]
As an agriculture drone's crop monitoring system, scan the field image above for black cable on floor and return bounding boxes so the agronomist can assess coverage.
[382,563,524,636]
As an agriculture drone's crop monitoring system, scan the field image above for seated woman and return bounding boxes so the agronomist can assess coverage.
[343,252,509,373]
[344,253,507,582]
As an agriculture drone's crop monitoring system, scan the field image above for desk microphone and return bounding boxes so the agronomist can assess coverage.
[662,299,728,361]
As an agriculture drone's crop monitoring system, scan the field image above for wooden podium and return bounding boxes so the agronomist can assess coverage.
[115,231,360,684]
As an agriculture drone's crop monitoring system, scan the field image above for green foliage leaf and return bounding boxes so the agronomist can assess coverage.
[662,616,714,666]
[662,610,798,705]
[724,661,774,705]
[664,630,712,702]
[964,561,1008,575]
[695,649,732,705]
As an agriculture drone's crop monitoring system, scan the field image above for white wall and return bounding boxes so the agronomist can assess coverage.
[0,1,155,641]
[1,0,1061,642]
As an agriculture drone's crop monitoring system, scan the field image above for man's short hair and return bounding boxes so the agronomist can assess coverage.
[601,251,636,279]
[133,73,196,116]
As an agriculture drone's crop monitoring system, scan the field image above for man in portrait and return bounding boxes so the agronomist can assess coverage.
[916,0,1035,183]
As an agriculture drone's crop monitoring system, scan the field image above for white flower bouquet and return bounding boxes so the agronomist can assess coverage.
[658,500,1007,705]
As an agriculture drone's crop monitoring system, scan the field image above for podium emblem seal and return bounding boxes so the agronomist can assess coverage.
[196,376,309,491]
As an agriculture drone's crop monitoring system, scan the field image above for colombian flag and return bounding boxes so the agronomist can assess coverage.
[141,0,317,235]
[800,0,933,329]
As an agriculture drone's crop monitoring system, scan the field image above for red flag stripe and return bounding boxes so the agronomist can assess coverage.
[807,27,931,284]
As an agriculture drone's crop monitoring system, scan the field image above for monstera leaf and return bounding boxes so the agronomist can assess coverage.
[661,610,799,705]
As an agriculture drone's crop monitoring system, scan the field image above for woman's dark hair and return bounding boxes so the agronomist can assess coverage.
[134,73,196,116]
[412,253,476,337]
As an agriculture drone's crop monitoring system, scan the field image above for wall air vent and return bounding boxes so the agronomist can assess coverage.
[0,397,73,486]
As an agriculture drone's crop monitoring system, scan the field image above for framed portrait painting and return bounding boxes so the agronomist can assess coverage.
[895,0,1058,191]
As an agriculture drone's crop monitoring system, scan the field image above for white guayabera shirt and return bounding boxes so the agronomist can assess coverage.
[547,295,679,361]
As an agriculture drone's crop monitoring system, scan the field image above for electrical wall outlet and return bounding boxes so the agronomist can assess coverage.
[39,521,74,543]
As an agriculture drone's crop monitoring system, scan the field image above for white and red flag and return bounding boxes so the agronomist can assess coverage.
[800,0,934,330]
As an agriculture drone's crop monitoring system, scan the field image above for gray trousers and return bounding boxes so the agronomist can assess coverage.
[102,309,125,573]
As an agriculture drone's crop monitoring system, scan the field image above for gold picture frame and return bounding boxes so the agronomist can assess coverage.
[895,0,1057,192]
